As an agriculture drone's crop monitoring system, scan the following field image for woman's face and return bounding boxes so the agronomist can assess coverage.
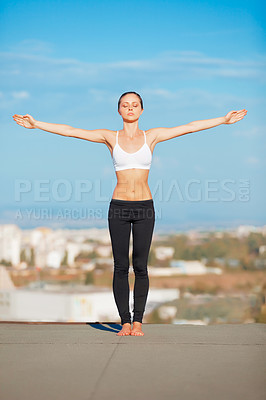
[118,94,143,122]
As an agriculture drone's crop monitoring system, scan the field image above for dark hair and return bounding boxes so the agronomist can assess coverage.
[118,91,144,110]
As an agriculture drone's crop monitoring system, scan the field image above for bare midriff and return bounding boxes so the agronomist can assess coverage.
[112,169,152,201]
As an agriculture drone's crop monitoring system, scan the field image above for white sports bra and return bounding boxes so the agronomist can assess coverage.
[112,130,152,172]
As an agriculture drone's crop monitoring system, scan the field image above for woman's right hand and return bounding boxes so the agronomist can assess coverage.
[12,114,36,129]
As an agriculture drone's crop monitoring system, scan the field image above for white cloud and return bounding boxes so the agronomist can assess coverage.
[0,45,264,122]
[246,156,260,165]
[152,155,163,169]
[0,90,31,109]
[11,91,30,100]
[102,165,114,177]
[143,89,177,100]
[194,164,205,173]
[141,87,244,111]
[7,39,55,55]
[88,88,116,104]
[0,48,265,86]
[233,126,264,138]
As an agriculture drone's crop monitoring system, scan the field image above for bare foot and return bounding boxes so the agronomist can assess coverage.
[130,321,144,336]
[116,323,131,336]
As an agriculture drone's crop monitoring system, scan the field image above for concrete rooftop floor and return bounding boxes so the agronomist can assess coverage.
[0,322,265,400]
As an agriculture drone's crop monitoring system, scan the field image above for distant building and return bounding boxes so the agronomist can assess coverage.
[259,245,266,255]
[0,225,21,266]
[168,260,222,275]
[0,266,15,290]
[227,258,240,268]
[235,225,266,238]
[96,246,112,258]
[155,246,175,260]
[0,265,180,322]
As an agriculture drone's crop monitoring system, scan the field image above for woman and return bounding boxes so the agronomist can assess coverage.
[13,92,247,336]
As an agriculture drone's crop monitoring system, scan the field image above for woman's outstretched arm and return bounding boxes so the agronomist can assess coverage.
[12,114,110,143]
[151,109,247,144]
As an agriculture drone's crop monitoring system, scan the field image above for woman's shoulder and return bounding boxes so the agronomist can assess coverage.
[144,128,159,143]
[103,130,118,146]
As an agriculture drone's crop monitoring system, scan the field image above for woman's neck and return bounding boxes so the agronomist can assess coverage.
[122,121,141,138]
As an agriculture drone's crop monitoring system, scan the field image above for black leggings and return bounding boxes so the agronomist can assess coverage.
[108,199,155,325]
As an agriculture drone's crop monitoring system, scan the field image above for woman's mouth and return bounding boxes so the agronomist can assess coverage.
[128,113,134,115]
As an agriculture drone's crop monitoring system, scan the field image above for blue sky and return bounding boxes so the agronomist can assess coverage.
[1,0,265,231]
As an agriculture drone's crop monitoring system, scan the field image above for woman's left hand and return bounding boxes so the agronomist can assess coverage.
[224,109,247,124]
